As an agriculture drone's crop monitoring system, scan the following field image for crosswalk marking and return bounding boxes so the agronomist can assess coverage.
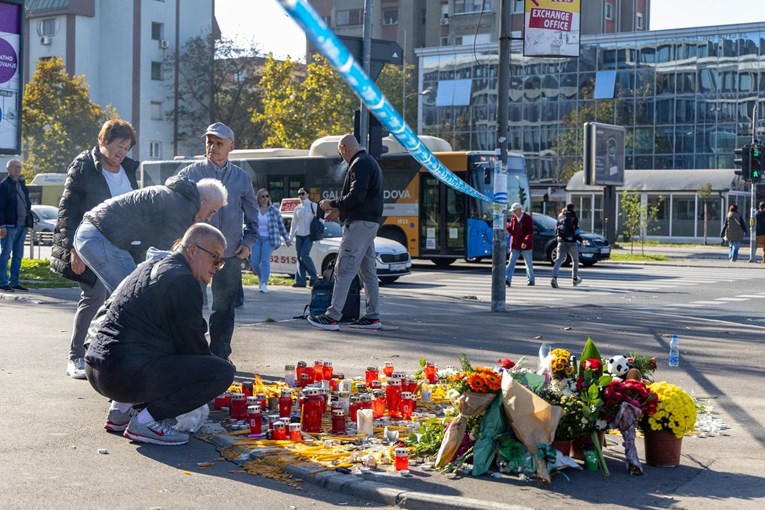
[386,265,764,307]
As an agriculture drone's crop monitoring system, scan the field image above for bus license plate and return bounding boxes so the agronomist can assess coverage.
[600,247,610,254]
[389,263,406,272]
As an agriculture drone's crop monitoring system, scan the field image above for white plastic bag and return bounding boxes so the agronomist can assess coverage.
[174,404,210,433]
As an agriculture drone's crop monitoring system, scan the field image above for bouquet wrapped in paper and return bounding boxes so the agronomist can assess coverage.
[434,390,496,468]
[501,371,562,484]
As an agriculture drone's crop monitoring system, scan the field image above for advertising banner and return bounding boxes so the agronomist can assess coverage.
[523,0,581,58]
[0,0,22,154]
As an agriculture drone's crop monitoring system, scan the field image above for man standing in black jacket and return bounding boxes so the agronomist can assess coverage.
[309,134,384,331]
[0,159,32,292]
[85,223,235,445]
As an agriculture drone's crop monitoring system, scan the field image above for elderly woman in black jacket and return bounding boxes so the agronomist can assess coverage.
[51,119,140,380]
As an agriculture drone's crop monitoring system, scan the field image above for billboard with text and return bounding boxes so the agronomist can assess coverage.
[523,0,581,58]
[0,0,22,154]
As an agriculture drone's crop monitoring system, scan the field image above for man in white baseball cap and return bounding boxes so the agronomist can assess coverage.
[505,202,535,287]
[177,122,259,363]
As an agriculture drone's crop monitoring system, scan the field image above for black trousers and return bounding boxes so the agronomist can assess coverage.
[86,354,234,421]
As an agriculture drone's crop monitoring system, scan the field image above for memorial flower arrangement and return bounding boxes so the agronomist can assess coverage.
[641,381,697,438]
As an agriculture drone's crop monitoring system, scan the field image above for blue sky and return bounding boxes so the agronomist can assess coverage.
[214,0,765,60]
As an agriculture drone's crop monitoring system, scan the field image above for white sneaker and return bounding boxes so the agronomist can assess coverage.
[259,282,269,293]
[66,358,86,379]
[123,416,189,446]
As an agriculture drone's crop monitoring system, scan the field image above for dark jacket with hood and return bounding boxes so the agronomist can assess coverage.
[329,150,384,225]
[50,147,140,284]
[85,252,210,374]
[83,176,200,263]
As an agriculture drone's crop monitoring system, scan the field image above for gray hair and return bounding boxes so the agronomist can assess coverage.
[196,178,228,207]
[179,223,227,252]
[6,159,22,170]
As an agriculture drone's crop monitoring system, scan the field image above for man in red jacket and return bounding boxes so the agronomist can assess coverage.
[504,202,535,287]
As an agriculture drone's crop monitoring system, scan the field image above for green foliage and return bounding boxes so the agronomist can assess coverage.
[619,188,664,254]
[406,417,447,458]
[375,63,418,129]
[20,258,76,288]
[254,54,355,148]
[165,32,265,153]
[22,57,115,178]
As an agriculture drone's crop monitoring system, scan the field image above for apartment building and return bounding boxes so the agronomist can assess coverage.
[24,0,217,160]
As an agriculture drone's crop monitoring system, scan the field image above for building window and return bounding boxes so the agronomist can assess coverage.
[151,61,163,80]
[454,1,491,15]
[149,141,162,159]
[636,13,644,29]
[321,15,330,26]
[150,101,162,120]
[151,22,163,40]
[512,0,524,14]
[605,2,613,21]
[336,8,363,26]
[382,9,398,26]
[421,9,427,24]
[440,37,449,46]
[39,18,57,36]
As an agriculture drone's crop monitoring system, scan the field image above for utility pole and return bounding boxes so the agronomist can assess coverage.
[749,103,758,262]
[360,0,373,148]
[491,0,510,312]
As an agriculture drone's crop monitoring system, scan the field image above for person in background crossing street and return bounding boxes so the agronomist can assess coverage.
[551,203,582,288]
[722,203,747,262]
[504,202,535,287]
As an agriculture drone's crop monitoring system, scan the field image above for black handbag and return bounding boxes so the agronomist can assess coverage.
[310,203,324,241]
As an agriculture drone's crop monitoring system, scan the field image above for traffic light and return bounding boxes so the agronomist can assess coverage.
[751,143,763,183]
[734,144,752,180]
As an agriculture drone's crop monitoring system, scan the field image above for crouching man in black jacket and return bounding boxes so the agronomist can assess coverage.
[85,223,234,446]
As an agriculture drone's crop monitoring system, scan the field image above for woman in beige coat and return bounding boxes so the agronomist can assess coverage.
[723,204,748,261]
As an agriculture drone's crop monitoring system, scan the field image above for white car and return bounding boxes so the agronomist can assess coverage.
[30,205,58,245]
[269,217,412,285]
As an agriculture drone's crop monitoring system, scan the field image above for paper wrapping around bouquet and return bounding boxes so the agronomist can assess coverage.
[434,391,496,468]
[501,372,563,484]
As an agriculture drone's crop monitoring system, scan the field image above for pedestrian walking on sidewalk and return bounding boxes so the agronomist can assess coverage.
[551,203,582,288]
[85,224,235,446]
[722,204,747,262]
[505,202,535,287]
[249,188,291,293]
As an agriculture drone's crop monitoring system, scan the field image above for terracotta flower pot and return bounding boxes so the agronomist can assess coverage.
[570,431,606,461]
[551,439,572,456]
[643,429,683,467]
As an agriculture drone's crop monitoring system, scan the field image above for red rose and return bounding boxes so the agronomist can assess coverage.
[584,358,602,371]
[497,357,515,369]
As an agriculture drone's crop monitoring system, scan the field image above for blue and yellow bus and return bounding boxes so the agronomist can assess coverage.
[141,137,530,266]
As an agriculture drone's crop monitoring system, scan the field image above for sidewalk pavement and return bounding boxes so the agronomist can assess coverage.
[1,247,764,509]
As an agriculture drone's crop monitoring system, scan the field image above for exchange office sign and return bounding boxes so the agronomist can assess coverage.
[523,0,581,58]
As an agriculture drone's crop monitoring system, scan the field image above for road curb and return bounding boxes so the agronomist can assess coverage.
[207,433,531,510]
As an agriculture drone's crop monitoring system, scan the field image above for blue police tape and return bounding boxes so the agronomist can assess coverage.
[276,0,495,203]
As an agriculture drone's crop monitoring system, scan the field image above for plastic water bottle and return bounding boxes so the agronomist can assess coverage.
[668,335,680,367]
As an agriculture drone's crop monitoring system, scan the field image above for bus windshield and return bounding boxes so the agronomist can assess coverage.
[468,154,531,221]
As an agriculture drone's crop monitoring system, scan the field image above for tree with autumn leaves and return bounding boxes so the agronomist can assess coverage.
[22,57,115,178]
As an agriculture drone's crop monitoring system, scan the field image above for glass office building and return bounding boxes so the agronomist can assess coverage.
[416,23,765,187]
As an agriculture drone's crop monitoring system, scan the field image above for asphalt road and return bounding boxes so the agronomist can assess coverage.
[1,250,764,509]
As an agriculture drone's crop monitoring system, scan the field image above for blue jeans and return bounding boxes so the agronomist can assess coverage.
[728,240,741,261]
[250,236,274,284]
[326,221,380,321]
[0,226,27,286]
[74,220,136,293]
[505,248,535,285]
[295,235,317,286]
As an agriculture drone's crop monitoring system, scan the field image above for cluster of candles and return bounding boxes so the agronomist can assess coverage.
[212,359,439,473]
